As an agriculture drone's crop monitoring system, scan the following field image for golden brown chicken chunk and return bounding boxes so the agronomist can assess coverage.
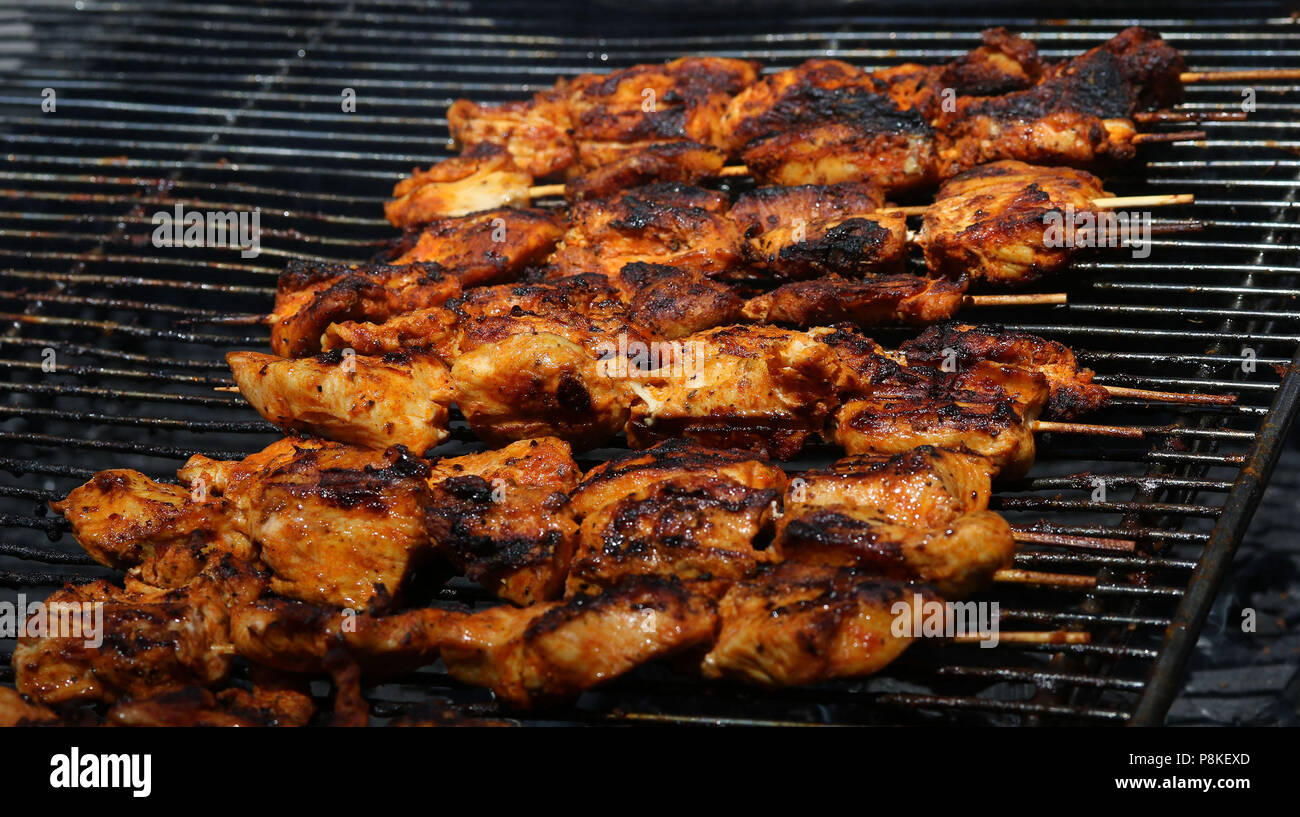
[918,161,1111,285]
[728,181,886,237]
[425,438,582,605]
[106,678,316,727]
[741,213,908,281]
[567,57,760,167]
[565,440,786,595]
[565,141,727,202]
[0,687,59,726]
[700,564,931,687]
[385,144,532,227]
[441,575,719,708]
[900,322,1111,417]
[720,59,878,153]
[547,183,741,278]
[227,349,455,455]
[625,324,848,459]
[382,207,564,288]
[447,88,577,178]
[874,27,1044,115]
[742,274,968,328]
[774,447,1015,597]
[269,260,460,359]
[616,262,744,340]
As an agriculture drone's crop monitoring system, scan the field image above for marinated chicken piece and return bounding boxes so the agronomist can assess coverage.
[385,144,531,227]
[0,686,59,726]
[425,438,582,605]
[720,59,880,152]
[49,469,251,579]
[228,349,454,455]
[106,678,316,727]
[728,181,886,238]
[447,88,577,178]
[440,575,719,708]
[382,207,564,287]
[616,262,744,339]
[833,391,1037,480]
[774,447,1015,597]
[1044,26,1185,114]
[625,324,847,459]
[918,161,1111,285]
[900,322,1111,417]
[742,274,967,328]
[547,183,741,278]
[700,563,931,687]
[217,443,433,612]
[565,141,727,202]
[875,27,1044,115]
[566,440,786,595]
[269,260,460,358]
[741,212,908,281]
[322,305,461,359]
[567,57,760,166]
[12,561,263,705]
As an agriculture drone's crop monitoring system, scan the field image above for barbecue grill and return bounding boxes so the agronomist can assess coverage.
[2,0,1298,726]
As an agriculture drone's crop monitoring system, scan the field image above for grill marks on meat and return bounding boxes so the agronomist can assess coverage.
[566,441,787,595]
[919,160,1110,285]
[269,260,460,358]
[773,447,1014,597]
[565,141,727,202]
[700,563,932,687]
[617,262,745,339]
[447,90,576,178]
[425,438,581,605]
[382,206,564,287]
[385,144,533,227]
[228,349,455,455]
[742,274,967,327]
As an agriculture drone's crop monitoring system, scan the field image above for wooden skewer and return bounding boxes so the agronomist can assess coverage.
[214,385,241,392]
[529,182,567,197]
[1179,68,1300,83]
[1102,384,1236,406]
[1130,129,1206,144]
[1011,530,1136,552]
[1029,420,1143,438]
[883,192,1193,218]
[1133,110,1246,123]
[966,293,1066,307]
[952,631,1090,645]
[993,568,1098,588]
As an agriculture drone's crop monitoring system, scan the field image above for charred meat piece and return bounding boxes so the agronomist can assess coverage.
[625,324,848,459]
[720,59,880,152]
[566,440,786,595]
[773,447,1014,597]
[106,677,316,727]
[900,322,1110,417]
[269,260,459,359]
[381,207,565,288]
[227,349,455,455]
[547,183,741,278]
[385,144,531,227]
[567,57,760,166]
[565,141,727,202]
[425,438,582,605]
[447,88,577,178]
[1044,26,1185,114]
[918,160,1111,285]
[441,575,718,708]
[616,262,744,339]
[729,181,886,238]
[700,563,931,687]
[740,212,908,281]
[875,27,1044,115]
[742,274,968,328]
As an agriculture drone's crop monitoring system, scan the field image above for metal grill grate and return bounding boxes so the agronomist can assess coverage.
[2,0,1299,725]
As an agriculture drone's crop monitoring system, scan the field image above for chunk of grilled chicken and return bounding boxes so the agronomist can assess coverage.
[626,324,849,459]
[228,349,455,455]
[447,88,577,178]
[729,181,886,237]
[547,183,741,278]
[919,161,1111,285]
[0,687,60,726]
[1042,26,1185,115]
[179,440,434,612]
[440,575,718,708]
[720,59,878,152]
[833,391,1038,480]
[873,27,1044,115]
[567,57,760,167]
[900,322,1110,418]
[49,469,252,583]
[269,260,460,358]
[385,144,532,228]
[381,207,564,287]
[615,262,745,339]
[774,447,1015,597]
[12,560,263,705]
[565,141,727,202]
[742,274,968,328]
[425,438,581,605]
[565,440,787,595]
[700,563,931,687]
[741,213,908,282]
[106,676,316,727]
